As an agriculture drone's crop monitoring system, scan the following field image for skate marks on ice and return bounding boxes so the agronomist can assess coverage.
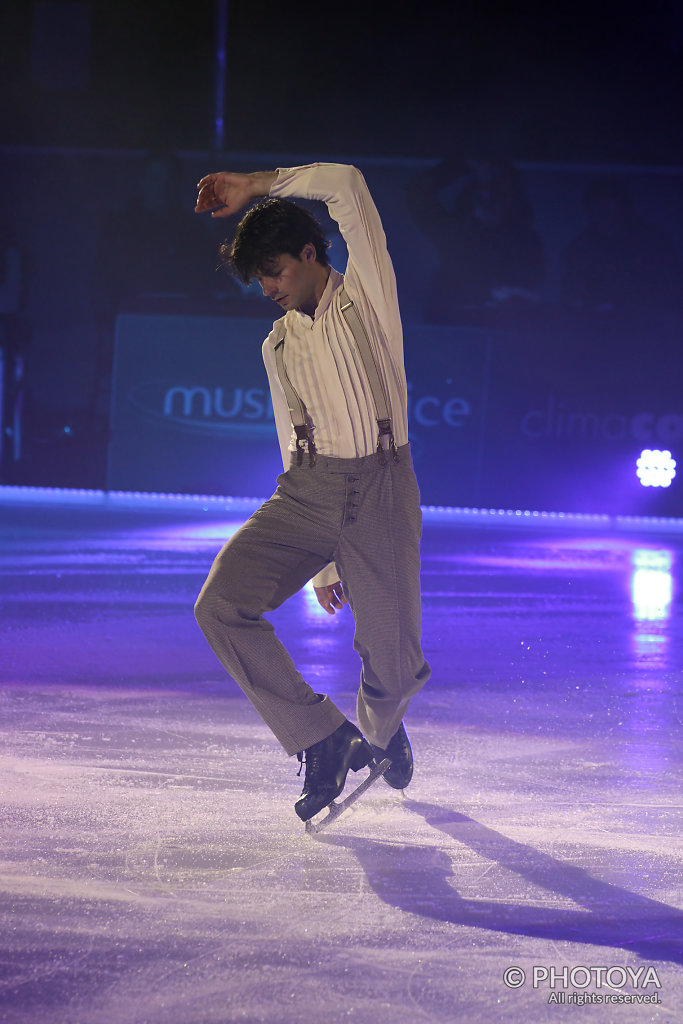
[2,737,682,1024]
[316,797,683,968]
[305,757,392,834]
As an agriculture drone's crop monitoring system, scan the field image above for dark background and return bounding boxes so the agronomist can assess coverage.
[0,1,681,513]
[2,0,682,162]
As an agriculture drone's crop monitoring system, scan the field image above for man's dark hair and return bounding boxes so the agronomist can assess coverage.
[220,198,330,284]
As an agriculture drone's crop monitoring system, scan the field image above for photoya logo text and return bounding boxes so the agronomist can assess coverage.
[522,395,683,444]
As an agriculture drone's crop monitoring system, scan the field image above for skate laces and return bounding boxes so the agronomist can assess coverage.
[296,744,323,781]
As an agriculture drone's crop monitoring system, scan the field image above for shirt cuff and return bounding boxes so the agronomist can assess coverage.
[312,562,341,589]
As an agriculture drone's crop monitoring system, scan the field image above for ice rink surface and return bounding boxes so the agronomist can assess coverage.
[1,495,681,1023]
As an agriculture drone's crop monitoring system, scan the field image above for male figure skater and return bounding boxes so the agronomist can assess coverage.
[194,163,430,821]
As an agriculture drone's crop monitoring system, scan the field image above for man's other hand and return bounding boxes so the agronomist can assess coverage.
[314,581,348,615]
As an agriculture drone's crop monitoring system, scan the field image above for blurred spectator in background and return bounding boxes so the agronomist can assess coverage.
[561,176,681,312]
[406,157,545,320]
[95,149,216,313]
[0,216,28,481]
[91,150,220,425]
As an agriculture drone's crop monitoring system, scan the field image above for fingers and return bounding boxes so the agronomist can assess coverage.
[195,181,223,215]
[315,586,337,614]
[314,583,347,615]
[324,584,346,613]
[195,171,254,217]
[315,590,335,614]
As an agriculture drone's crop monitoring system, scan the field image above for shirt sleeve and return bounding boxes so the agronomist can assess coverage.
[269,163,402,358]
[311,562,341,588]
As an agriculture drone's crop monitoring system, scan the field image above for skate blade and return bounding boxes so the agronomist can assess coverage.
[304,758,392,835]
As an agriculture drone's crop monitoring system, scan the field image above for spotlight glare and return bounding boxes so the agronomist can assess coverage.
[636,449,676,488]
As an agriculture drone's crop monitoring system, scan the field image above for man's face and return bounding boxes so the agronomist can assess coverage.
[255,246,319,313]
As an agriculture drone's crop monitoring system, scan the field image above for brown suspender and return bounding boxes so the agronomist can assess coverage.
[272,333,317,466]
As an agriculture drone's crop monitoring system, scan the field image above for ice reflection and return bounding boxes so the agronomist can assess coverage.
[631,549,673,622]
[629,548,674,675]
[445,537,636,573]
[137,520,245,548]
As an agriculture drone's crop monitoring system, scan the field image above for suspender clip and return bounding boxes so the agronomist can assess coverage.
[294,424,316,467]
[376,418,399,465]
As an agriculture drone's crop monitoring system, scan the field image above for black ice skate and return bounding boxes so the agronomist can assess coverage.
[371,721,413,790]
[294,720,390,831]
[304,755,392,834]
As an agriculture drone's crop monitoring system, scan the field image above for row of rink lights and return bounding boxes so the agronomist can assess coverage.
[420,505,683,531]
[1,484,682,532]
[0,447,676,507]
[0,485,263,512]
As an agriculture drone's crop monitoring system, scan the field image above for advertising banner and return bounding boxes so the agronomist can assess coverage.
[108,313,282,498]
[108,313,682,515]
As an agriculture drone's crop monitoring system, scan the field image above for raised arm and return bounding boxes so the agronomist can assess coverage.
[270,163,401,339]
[197,164,393,301]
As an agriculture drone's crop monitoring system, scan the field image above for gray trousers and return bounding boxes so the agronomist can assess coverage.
[194,444,430,756]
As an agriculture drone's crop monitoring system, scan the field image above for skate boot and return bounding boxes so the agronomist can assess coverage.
[372,722,413,790]
[295,721,374,821]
